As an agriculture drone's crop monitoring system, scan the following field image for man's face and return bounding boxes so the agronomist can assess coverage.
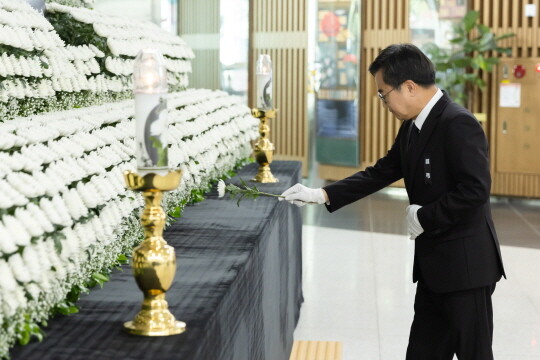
[374,70,412,121]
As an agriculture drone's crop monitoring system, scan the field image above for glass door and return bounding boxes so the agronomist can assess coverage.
[314,0,361,167]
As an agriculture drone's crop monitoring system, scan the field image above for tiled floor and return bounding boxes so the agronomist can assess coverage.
[294,187,540,360]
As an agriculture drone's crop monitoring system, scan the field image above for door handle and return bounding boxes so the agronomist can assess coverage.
[502,120,507,134]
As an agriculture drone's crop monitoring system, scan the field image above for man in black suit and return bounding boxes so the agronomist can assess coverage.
[281,44,505,359]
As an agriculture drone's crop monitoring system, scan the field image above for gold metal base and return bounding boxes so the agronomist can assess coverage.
[123,170,186,337]
[252,164,279,183]
[124,320,186,336]
[251,108,278,183]
[123,294,186,336]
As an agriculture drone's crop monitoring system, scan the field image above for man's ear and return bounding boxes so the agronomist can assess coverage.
[402,80,418,96]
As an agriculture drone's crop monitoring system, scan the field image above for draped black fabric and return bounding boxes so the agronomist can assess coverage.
[11,161,304,360]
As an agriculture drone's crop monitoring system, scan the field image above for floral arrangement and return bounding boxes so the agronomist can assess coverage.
[0,89,258,358]
[0,0,130,120]
[0,1,193,120]
[0,2,254,358]
[46,2,194,94]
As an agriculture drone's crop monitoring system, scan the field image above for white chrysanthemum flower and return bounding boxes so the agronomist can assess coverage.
[98,211,114,244]
[19,57,30,77]
[3,215,31,246]
[76,181,100,209]
[63,188,89,220]
[11,55,23,75]
[0,181,16,209]
[44,240,66,280]
[38,270,52,292]
[51,194,73,227]
[63,259,78,278]
[8,253,31,283]
[33,242,52,273]
[2,287,24,318]
[59,227,79,261]
[15,207,44,238]
[0,222,18,255]
[25,283,42,301]
[109,201,123,226]
[217,180,226,198]
[21,245,42,283]
[73,223,94,249]
[0,133,22,150]
[25,203,54,233]
[0,260,18,292]
[39,197,64,226]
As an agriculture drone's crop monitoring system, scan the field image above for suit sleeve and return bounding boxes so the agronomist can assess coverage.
[323,124,405,212]
[417,113,491,231]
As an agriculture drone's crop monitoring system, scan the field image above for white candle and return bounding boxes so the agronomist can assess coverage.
[256,54,273,109]
[133,49,168,174]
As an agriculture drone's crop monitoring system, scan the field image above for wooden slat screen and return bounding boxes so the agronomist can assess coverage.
[470,0,540,197]
[178,0,221,90]
[361,0,409,166]
[250,0,309,176]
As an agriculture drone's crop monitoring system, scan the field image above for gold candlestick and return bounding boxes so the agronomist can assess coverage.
[251,108,278,183]
[122,170,186,336]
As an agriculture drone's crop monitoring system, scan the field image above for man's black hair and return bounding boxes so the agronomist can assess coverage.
[368,43,435,89]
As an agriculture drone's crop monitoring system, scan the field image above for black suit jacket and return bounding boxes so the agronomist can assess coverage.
[324,94,505,293]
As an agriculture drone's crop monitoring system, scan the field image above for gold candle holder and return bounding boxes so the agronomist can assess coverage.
[122,169,186,336]
[251,108,278,183]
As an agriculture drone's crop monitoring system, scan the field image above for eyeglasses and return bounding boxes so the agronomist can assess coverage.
[377,88,395,104]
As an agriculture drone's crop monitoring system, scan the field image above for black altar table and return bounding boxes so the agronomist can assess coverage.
[11,161,303,360]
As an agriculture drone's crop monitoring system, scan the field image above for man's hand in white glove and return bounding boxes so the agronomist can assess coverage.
[280,183,327,207]
[406,204,424,240]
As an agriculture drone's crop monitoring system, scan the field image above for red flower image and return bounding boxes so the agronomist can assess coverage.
[320,12,341,37]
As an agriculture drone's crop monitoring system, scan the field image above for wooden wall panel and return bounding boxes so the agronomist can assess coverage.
[470,0,540,197]
[250,0,309,176]
[362,0,409,169]
[178,0,221,90]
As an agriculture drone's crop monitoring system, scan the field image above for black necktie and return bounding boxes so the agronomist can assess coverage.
[408,122,419,151]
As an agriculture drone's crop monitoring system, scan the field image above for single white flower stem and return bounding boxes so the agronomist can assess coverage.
[256,192,284,198]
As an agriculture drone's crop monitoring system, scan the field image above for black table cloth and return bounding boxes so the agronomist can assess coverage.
[11,161,303,360]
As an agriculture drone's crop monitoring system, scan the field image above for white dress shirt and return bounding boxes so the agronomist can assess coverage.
[413,88,443,131]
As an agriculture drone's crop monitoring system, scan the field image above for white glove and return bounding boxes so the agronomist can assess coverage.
[406,204,424,240]
[280,183,327,207]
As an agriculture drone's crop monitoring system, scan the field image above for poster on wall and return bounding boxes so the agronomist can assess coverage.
[499,83,521,108]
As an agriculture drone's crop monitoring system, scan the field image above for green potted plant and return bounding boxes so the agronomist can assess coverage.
[423,10,514,108]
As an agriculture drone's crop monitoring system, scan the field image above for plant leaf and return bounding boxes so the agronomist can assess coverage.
[477,24,490,35]
[18,329,30,345]
[464,10,479,32]
[495,33,515,41]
